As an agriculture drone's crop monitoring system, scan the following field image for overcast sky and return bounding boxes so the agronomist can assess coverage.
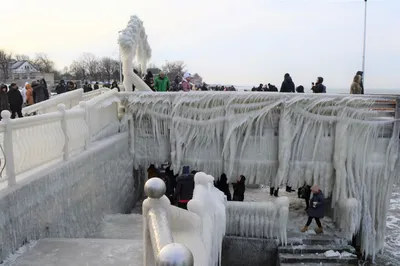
[1,0,399,89]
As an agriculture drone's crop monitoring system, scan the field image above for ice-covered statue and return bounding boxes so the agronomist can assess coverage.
[118,15,153,92]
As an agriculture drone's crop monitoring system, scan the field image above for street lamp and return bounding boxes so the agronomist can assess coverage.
[118,30,123,83]
[362,0,368,87]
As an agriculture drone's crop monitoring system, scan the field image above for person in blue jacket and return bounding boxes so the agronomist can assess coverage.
[301,184,324,234]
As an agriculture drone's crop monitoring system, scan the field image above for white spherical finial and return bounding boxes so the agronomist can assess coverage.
[0,110,11,120]
[57,103,66,112]
[156,243,194,266]
[144,178,166,199]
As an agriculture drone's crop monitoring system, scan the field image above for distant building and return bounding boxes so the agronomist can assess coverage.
[0,60,54,88]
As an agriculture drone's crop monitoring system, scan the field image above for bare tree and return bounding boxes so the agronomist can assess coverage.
[70,60,87,80]
[162,61,186,82]
[15,54,31,61]
[33,53,54,73]
[0,49,13,80]
[100,57,113,82]
[82,53,100,81]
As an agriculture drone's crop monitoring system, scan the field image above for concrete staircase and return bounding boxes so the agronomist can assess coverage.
[4,213,143,266]
[278,234,358,266]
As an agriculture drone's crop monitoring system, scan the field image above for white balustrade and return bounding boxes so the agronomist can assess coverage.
[81,88,111,101]
[0,87,119,188]
[22,89,84,116]
[85,89,120,141]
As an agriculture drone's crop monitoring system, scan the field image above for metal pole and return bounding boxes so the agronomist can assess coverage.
[118,31,123,83]
[362,0,368,87]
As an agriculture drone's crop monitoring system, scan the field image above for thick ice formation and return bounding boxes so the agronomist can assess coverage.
[125,92,399,258]
[118,16,152,92]
[188,172,226,266]
[226,196,289,245]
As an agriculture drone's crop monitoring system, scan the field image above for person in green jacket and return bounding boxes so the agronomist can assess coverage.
[154,72,170,92]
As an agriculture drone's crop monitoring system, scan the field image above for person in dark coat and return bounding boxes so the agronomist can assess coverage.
[298,184,312,210]
[31,80,46,103]
[311,77,326,93]
[83,81,93,93]
[280,73,295,93]
[216,173,232,201]
[356,71,364,94]
[232,175,246,201]
[56,80,67,94]
[296,85,305,93]
[40,79,49,100]
[174,172,195,210]
[94,82,99,90]
[301,184,324,234]
[7,83,23,119]
[111,81,120,92]
[144,70,155,91]
[0,84,10,120]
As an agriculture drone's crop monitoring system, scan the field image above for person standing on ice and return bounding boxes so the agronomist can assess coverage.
[181,72,192,92]
[216,173,232,201]
[356,70,364,94]
[350,75,362,94]
[154,71,170,92]
[311,77,326,93]
[301,184,325,234]
[232,175,246,201]
[280,73,295,93]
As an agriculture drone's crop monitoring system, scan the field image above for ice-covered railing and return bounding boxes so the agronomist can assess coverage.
[143,177,194,266]
[82,88,120,141]
[143,173,226,266]
[122,91,400,260]
[0,89,122,188]
[226,196,289,245]
[0,103,89,187]
[21,88,111,116]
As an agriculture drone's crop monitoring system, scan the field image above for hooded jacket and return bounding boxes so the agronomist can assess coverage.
[174,174,195,202]
[25,84,34,105]
[350,75,362,94]
[154,75,170,92]
[280,74,295,93]
[0,86,10,114]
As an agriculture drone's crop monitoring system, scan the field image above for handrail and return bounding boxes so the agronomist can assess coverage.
[22,89,84,115]
[143,178,194,266]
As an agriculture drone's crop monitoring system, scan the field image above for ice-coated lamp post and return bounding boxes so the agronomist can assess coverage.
[143,178,194,266]
[362,0,368,88]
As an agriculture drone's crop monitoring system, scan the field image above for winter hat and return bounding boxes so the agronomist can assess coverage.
[311,184,320,192]
[183,72,191,79]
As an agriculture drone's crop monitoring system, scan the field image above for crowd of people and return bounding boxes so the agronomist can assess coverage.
[250,71,365,94]
[0,79,49,120]
[148,163,325,234]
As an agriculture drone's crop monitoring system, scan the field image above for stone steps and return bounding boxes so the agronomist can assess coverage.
[279,253,358,264]
[278,244,355,254]
[280,263,357,266]
[278,234,358,265]
[4,238,143,266]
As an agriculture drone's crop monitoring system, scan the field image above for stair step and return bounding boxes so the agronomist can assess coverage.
[90,213,142,240]
[8,238,143,266]
[301,235,348,245]
[279,253,358,264]
[279,263,357,266]
[278,244,355,254]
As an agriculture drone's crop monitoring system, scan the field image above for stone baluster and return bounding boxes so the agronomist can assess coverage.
[1,110,16,187]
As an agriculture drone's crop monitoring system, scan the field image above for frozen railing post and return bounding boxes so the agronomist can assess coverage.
[156,243,194,266]
[143,178,194,266]
[79,101,90,150]
[57,104,69,161]
[1,110,16,186]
